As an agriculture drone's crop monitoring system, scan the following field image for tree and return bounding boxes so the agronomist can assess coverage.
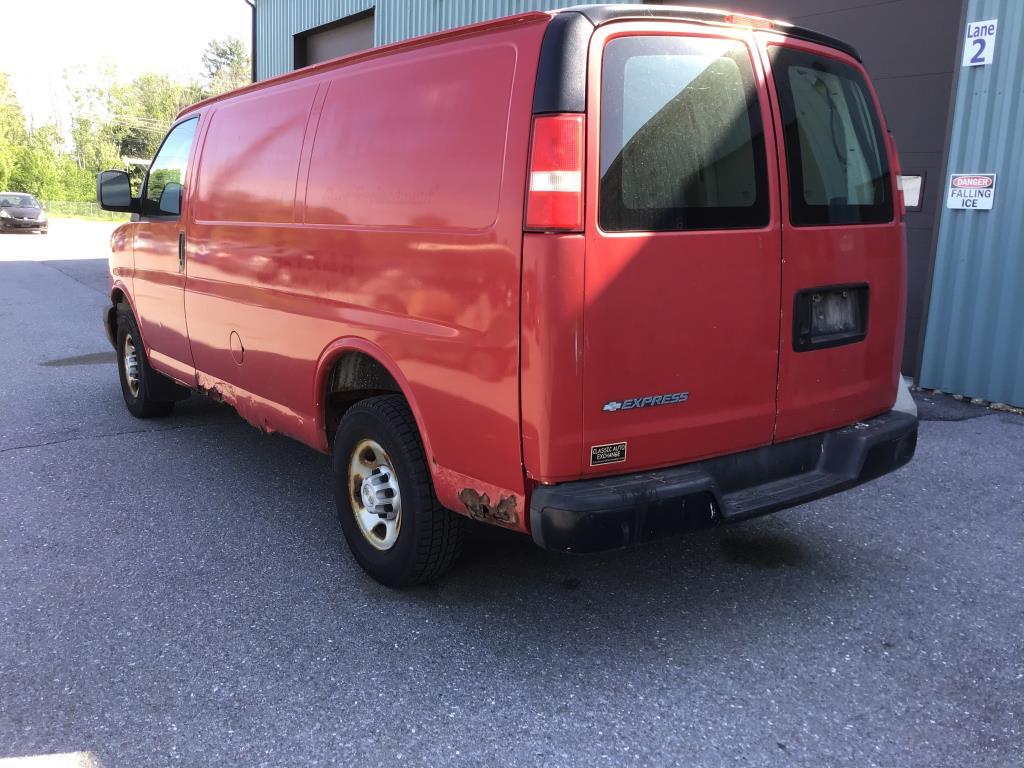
[104,72,202,163]
[202,37,252,96]
[0,36,251,203]
[0,73,28,190]
[65,65,122,175]
[10,125,63,198]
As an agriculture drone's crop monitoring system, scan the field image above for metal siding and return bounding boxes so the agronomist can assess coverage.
[256,0,375,79]
[256,1,653,76]
[375,0,642,46]
[920,0,1024,406]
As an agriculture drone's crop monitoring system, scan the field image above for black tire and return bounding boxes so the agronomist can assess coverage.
[115,305,176,418]
[334,395,465,587]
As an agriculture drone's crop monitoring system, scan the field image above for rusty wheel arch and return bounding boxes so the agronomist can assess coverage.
[104,288,129,348]
[324,351,402,446]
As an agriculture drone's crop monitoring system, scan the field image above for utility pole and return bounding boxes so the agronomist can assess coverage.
[244,0,257,82]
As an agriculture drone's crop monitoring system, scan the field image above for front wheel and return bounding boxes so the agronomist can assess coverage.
[115,306,175,418]
[334,395,465,587]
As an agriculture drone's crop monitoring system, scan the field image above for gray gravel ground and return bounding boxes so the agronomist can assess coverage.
[1,220,1022,767]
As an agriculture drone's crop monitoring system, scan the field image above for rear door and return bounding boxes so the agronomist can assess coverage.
[582,22,782,475]
[761,38,905,441]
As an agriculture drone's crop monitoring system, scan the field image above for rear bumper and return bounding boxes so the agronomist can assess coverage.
[530,409,918,553]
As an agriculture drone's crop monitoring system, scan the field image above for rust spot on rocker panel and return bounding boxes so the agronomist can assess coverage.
[196,377,277,435]
[458,488,519,526]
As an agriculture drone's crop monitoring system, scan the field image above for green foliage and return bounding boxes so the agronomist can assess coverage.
[0,36,250,208]
[10,125,63,198]
[202,37,252,95]
[66,65,123,173]
[106,73,204,161]
[0,73,28,190]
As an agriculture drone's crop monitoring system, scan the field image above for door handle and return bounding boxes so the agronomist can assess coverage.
[178,231,185,273]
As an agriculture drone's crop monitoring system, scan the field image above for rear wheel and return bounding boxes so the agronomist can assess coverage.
[115,306,176,418]
[334,395,465,587]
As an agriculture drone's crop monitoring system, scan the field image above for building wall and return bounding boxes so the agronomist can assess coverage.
[920,0,1024,407]
[256,0,625,78]
[256,0,375,79]
[376,0,593,45]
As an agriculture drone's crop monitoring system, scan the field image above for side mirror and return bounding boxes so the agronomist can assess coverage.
[158,181,182,216]
[96,170,138,213]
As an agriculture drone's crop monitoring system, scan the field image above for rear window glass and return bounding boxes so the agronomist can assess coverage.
[770,46,893,226]
[599,36,769,232]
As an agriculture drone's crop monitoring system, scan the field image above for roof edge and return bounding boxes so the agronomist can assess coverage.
[553,4,862,62]
[176,11,551,120]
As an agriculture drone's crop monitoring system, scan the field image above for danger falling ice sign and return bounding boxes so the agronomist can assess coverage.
[947,174,997,210]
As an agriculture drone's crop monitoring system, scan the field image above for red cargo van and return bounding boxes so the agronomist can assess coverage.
[98,5,917,586]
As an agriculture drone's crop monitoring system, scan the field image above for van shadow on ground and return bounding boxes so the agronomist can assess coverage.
[166,389,854,657]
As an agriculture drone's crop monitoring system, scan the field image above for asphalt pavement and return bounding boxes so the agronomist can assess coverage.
[1,219,1022,767]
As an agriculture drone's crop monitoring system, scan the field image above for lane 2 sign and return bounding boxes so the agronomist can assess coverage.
[947,174,997,210]
[962,19,998,67]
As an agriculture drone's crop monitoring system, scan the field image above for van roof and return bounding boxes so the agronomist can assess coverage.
[177,4,859,121]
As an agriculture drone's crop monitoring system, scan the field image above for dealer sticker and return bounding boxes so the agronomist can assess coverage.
[591,442,627,466]
[947,173,996,210]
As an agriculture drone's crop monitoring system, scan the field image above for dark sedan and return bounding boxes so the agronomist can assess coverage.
[0,192,48,233]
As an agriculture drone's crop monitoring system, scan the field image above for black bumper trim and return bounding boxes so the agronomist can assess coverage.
[530,410,918,553]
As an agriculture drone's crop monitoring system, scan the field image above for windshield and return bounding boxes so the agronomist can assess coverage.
[0,194,40,208]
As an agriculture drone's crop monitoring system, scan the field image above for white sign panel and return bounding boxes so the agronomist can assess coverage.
[963,19,998,66]
[947,174,997,210]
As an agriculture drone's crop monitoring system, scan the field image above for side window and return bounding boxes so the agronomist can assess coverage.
[142,118,198,218]
[770,46,892,226]
[599,35,770,232]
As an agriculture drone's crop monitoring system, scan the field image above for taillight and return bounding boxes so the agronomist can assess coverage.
[525,114,584,232]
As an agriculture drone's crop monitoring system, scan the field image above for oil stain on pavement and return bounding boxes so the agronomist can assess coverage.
[39,352,115,367]
[717,533,806,569]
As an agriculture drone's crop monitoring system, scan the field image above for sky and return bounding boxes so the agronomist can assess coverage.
[0,0,252,129]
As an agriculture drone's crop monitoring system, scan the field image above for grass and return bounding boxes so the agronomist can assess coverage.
[42,201,130,223]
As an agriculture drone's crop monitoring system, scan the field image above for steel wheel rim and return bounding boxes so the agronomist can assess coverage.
[348,438,402,551]
[123,333,141,397]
